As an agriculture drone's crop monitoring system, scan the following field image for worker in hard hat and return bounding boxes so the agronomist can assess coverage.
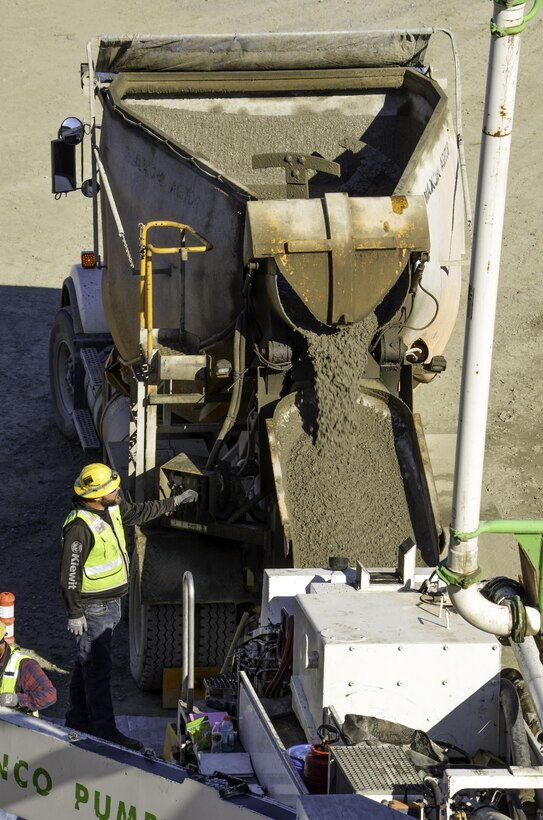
[0,622,57,714]
[60,462,197,751]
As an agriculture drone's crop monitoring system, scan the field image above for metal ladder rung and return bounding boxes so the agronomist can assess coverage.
[73,409,101,451]
[80,347,104,389]
[148,393,204,405]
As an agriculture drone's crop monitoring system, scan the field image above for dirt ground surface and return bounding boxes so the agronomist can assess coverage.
[1,0,541,728]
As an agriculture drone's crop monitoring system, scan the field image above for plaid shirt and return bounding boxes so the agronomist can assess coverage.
[0,648,57,712]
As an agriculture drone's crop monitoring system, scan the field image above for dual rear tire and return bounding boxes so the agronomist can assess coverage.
[128,559,237,691]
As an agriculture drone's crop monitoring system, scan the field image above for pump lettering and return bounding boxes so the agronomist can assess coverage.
[34,768,53,796]
[94,790,111,820]
[75,783,157,819]
[0,755,52,796]
[117,801,137,820]
[14,760,28,788]
[75,783,89,809]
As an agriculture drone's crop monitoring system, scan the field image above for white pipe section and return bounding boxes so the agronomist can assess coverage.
[451,0,524,565]
[512,637,543,732]
[446,2,539,636]
[450,584,540,637]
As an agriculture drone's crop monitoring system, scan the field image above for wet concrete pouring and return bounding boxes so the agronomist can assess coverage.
[285,316,415,569]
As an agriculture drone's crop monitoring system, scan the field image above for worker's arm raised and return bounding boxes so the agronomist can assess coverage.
[117,496,177,526]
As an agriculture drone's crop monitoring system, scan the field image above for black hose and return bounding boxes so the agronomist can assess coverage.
[500,677,532,767]
[206,312,247,470]
[501,669,543,813]
[499,676,535,820]
[502,667,543,744]
[423,776,442,819]
[265,616,294,698]
[226,492,266,525]
[199,318,237,351]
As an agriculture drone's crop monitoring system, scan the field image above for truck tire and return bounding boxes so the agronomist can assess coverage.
[129,559,238,691]
[49,307,78,440]
[129,559,183,691]
[196,603,237,668]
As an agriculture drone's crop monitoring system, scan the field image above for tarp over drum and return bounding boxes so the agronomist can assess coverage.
[95,30,432,74]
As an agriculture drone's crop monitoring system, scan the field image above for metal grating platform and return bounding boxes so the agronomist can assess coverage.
[80,347,104,388]
[73,408,101,450]
[330,745,423,796]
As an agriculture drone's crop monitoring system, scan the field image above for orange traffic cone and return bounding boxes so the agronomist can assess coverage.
[0,592,15,645]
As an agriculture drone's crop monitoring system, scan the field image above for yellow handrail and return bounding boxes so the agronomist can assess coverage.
[138,221,212,363]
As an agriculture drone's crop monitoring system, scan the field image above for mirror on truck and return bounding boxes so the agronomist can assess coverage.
[51,139,77,194]
[81,178,99,198]
[51,117,85,195]
[58,116,84,146]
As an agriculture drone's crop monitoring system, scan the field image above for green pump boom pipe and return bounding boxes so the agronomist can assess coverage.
[452,520,543,541]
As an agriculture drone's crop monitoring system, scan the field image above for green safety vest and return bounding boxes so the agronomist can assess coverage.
[63,505,129,594]
[0,649,39,716]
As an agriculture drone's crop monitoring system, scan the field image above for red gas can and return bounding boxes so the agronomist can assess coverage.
[303,744,330,794]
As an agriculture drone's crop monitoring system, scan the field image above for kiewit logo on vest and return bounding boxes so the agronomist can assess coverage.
[68,542,82,590]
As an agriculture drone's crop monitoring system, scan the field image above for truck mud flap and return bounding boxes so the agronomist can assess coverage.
[134,525,254,605]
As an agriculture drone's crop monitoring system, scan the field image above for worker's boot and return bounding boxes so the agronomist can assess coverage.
[105,730,144,752]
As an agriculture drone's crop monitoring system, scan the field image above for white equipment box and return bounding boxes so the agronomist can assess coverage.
[291,585,501,756]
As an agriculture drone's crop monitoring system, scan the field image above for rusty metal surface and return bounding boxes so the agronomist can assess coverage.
[245,194,430,325]
[251,153,340,199]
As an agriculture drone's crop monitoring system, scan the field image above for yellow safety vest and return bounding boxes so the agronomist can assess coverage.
[63,505,129,595]
[0,649,38,716]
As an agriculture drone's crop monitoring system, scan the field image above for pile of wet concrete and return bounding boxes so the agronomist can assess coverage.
[125,101,403,198]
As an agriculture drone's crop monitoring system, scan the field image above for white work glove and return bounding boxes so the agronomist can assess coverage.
[68,615,88,636]
[174,489,198,506]
[0,692,19,708]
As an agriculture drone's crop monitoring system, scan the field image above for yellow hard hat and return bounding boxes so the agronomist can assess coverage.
[0,622,6,641]
[74,463,120,499]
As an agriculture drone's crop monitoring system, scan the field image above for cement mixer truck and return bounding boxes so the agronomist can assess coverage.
[49,30,466,690]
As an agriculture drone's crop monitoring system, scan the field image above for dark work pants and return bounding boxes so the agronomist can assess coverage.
[65,597,121,738]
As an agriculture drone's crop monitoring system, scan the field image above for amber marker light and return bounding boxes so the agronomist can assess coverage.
[81,251,96,269]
